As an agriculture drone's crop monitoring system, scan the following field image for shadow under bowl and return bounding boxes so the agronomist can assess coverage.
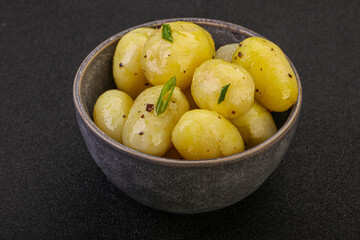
[73,18,302,214]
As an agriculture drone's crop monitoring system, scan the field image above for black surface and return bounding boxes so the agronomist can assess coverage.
[1,0,359,239]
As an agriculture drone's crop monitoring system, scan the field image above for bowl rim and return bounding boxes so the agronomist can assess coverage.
[73,17,302,167]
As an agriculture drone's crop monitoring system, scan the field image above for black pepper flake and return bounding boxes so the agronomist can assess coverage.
[232,111,236,114]
[139,131,144,135]
[234,56,237,60]
[207,150,210,152]
[212,55,214,59]
[134,73,137,75]
[138,111,141,113]
[218,116,221,119]
[256,89,259,92]
[238,52,242,57]
[168,54,170,56]
[146,103,154,112]
[144,55,147,58]
[123,115,126,118]
[239,43,242,47]
[271,48,274,51]
[288,73,293,78]
[260,68,262,71]
[145,83,149,86]
[183,70,186,73]
[141,114,144,118]
[119,63,124,67]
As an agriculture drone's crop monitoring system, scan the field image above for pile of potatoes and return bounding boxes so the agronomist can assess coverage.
[93,21,298,160]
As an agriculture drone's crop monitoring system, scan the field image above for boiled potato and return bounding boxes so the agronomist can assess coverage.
[230,101,277,148]
[93,90,134,143]
[191,59,255,119]
[232,37,298,112]
[113,27,154,99]
[122,85,189,156]
[172,109,244,160]
[141,21,215,90]
[215,43,239,62]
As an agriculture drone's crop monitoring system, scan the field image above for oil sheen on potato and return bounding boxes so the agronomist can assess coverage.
[232,37,298,112]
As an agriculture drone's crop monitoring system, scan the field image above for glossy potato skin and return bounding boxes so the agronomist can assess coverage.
[113,27,154,99]
[141,21,215,90]
[191,59,255,119]
[230,101,277,148]
[93,90,134,143]
[232,37,298,112]
[172,109,244,160]
[215,43,239,62]
[122,85,189,156]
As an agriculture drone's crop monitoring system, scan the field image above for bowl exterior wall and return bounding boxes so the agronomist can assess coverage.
[76,110,298,214]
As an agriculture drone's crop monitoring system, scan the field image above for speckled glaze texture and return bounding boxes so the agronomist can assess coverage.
[73,18,302,214]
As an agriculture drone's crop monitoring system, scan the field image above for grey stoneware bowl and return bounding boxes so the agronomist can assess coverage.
[73,18,302,214]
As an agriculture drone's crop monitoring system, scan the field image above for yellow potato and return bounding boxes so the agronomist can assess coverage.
[122,85,189,156]
[191,59,255,119]
[113,27,154,99]
[172,109,244,160]
[93,90,134,143]
[230,101,277,149]
[141,21,215,90]
[232,37,298,112]
[215,43,239,62]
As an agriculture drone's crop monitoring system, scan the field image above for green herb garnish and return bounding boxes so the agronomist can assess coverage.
[218,83,231,104]
[155,76,176,115]
[162,24,173,43]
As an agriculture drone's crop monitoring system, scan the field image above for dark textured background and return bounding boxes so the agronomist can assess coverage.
[1,0,359,239]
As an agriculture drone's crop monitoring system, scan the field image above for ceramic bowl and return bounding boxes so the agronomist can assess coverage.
[73,18,302,214]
